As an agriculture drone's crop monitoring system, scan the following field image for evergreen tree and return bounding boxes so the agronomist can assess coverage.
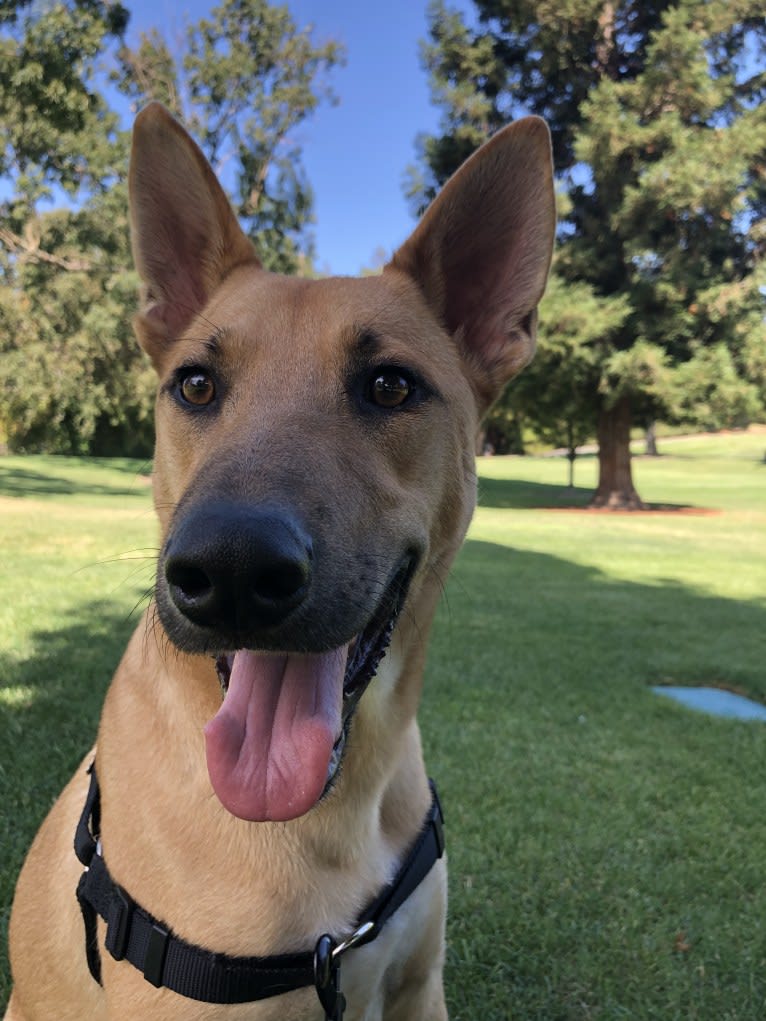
[500,273,633,484]
[415,0,766,507]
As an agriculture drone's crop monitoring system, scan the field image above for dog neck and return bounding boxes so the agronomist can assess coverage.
[92,597,437,957]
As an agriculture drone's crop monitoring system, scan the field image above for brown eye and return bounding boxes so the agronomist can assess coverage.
[180,372,215,407]
[370,371,412,408]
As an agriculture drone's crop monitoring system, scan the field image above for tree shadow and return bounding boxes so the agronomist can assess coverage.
[477,476,593,509]
[0,598,145,1002]
[427,540,766,700]
[476,475,702,512]
[419,539,766,1015]
[0,461,151,500]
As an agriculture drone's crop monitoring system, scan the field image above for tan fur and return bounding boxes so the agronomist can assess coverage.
[6,103,554,1020]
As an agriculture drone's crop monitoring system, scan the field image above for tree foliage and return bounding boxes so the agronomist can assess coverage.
[416,0,766,506]
[493,272,631,477]
[0,0,128,205]
[0,0,342,454]
[116,0,342,272]
[0,0,136,453]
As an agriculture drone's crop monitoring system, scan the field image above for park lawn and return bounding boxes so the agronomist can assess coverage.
[1,433,765,1019]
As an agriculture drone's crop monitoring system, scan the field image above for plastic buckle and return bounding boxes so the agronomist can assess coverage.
[142,923,169,988]
[314,934,346,1021]
[105,888,133,961]
[313,921,374,1019]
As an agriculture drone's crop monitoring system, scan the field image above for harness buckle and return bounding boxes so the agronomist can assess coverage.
[105,888,133,961]
[142,923,170,988]
[314,934,346,1021]
[313,921,374,1020]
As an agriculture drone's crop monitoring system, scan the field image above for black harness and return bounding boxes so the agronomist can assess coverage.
[75,764,444,1020]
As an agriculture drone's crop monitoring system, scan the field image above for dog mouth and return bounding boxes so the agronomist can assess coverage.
[213,563,404,701]
[204,558,414,823]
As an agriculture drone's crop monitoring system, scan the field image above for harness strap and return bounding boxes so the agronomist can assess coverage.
[74,762,102,983]
[75,766,444,1012]
[357,783,444,939]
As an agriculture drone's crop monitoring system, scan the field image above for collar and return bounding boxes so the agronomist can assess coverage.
[75,763,444,1020]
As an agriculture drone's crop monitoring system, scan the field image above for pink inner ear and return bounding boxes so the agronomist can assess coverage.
[130,107,260,347]
[443,237,505,329]
[143,294,201,341]
[140,244,209,338]
[389,119,554,403]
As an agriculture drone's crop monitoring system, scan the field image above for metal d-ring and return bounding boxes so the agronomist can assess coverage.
[332,921,375,959]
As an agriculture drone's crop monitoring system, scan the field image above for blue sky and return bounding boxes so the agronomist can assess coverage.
[125,0,472,275]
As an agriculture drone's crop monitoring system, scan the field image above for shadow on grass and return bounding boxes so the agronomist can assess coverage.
[421,539,766,1017]
[477,476,593,510]
[0,601,142,958]
[0,597,155,1004]
[434,540,766,697]
[476,475,702,512]
[0,461,151,501]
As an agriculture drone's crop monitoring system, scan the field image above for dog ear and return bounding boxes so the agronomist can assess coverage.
[129,102,260,366]
[388,117,555,411]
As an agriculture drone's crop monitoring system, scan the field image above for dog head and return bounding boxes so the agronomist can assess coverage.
[129,102,554,822]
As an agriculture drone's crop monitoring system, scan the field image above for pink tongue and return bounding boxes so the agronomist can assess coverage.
[203,647,347,822]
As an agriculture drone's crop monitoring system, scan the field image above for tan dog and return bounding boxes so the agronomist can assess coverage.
[5,103,554,1020]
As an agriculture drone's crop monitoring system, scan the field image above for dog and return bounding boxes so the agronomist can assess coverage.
[5,102,554,1020]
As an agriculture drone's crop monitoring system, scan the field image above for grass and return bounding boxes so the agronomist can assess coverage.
[1,433,765,1018]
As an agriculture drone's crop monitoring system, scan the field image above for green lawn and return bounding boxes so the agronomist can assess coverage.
[1,433,765,1018]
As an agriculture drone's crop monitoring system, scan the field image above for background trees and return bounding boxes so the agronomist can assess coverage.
[0,1,138,453]
[116,0,342,273]
[0,0,342,455]
[415,0,766,506]
[2,0,763,477]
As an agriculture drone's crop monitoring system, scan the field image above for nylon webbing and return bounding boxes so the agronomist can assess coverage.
[75,766,444,1006]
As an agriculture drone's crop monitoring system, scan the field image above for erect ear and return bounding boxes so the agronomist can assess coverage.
[387,117,555,412]
[128,102,260,367]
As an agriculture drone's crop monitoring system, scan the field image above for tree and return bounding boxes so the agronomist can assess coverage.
[116,0,343,272]
[0,1,141,453]
[415,0,766,507]
[506,273,632,485]
[0,0,129,199]
[0,191,156,455]
[0,0,342,453]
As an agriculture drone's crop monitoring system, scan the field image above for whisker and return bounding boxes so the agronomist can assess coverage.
[126,587,154,624]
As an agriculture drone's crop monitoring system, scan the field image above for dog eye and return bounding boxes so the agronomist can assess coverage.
[368,370,413,409]
[179,372,216,407]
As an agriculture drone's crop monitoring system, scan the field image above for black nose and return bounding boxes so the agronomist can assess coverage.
[163,502,312,632]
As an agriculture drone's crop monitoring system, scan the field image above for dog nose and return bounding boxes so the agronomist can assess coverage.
[164,503,312,632]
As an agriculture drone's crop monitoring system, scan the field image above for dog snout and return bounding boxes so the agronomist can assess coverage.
[163,502,313,634]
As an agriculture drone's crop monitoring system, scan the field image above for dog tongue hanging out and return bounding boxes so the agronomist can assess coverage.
[6,102,554,1020]
[205,648,347,822]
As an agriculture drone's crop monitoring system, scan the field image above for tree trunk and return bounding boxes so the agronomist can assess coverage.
[566,417,576,488]
[567,449,576,488]
[645,421,659,456]
[592,397,645,509]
